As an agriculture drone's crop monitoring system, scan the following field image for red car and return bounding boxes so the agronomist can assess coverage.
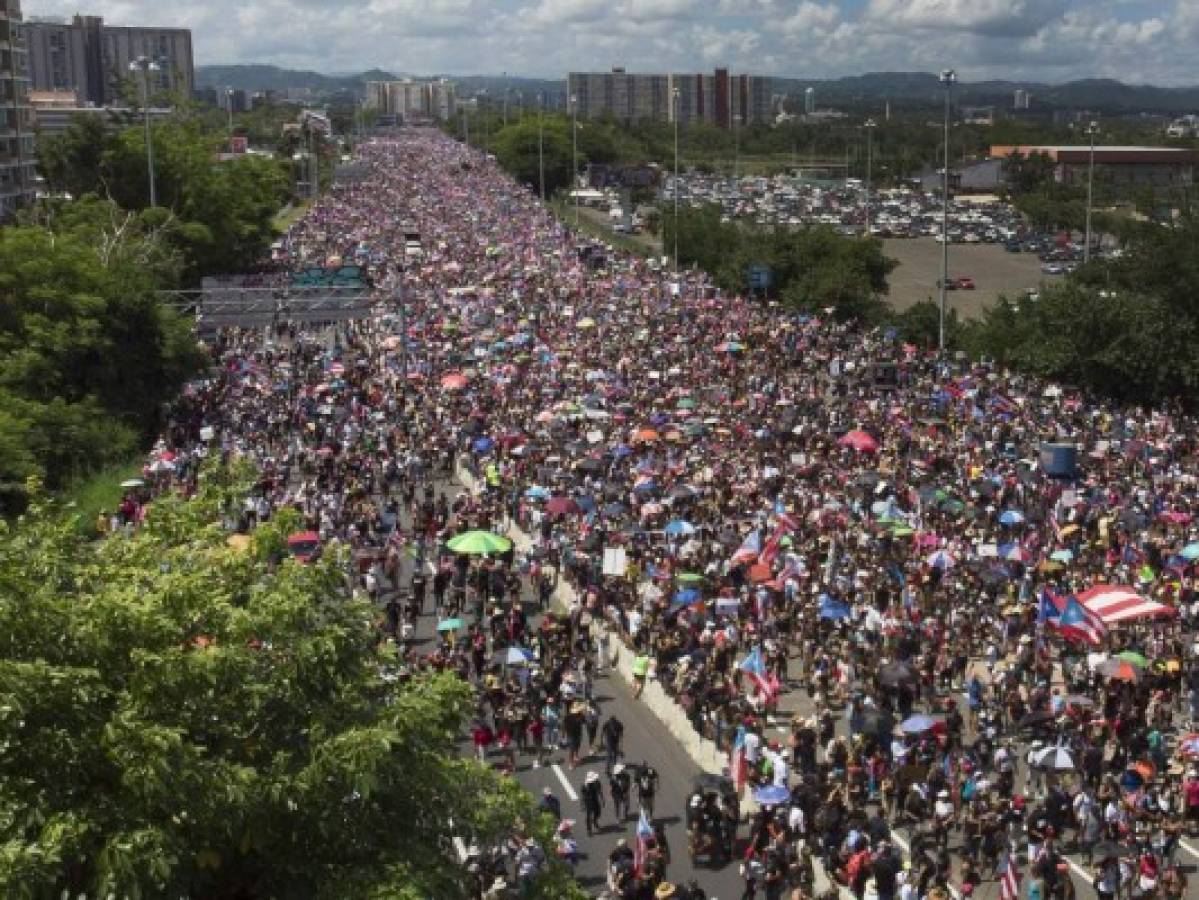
[287,531,322,563]
[955,277,976,290]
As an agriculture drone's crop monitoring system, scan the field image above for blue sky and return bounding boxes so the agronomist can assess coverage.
[26,0,1198,85]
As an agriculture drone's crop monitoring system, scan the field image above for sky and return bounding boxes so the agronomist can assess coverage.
[25,0,1199,86]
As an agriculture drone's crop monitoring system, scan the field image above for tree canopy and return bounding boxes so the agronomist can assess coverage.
[0,466,580,898]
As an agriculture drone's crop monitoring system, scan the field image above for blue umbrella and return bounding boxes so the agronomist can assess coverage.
[495,646,533,666]
[633,479,657,493]
[664,520,697,537]
[576,495,597,513]
[999,510,1025,526]
[818,597,852,621]
[672,588,702,607]
[612,444,633,458]
[900,714,938,734]
[1182,543,1199,560]
[525,486,551,500]
[752,784,791,806]
[1050,549,1074,563]
[473,436,495,453]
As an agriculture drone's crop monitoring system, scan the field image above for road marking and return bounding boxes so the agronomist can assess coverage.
[888,831,962,900]
[1179,839,1199,860]
[552,763,578,801]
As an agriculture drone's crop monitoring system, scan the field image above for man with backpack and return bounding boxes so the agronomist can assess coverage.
[601,714,624,773]
[636,761,659,819]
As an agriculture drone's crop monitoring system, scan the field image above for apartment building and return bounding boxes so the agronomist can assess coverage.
[566,68,773,128]
[364,78,457,122]
[0,0,36,216]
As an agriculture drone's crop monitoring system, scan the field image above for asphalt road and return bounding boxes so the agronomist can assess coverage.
[385,476,746,899]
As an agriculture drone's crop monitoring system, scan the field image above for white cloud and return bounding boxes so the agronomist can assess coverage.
[863,0,1067,37]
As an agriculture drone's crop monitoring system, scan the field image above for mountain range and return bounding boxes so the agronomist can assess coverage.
[197,65,1199,114]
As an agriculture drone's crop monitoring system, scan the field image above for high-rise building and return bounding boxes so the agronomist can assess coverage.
[24,14,193,107]
[567,68,772,128]
[364,78,456,121]
[804,87,815,115]
[0,0,37,216]
[1014,89,1030,110]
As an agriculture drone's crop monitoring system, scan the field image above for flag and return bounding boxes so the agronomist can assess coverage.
[1055,596,1107,646]
[634,809,654,875]
[730,725,748,793]
[739,646,779,704]
[731,529,762,566]
[1038,589,1064,625]
[999,854,1021,900]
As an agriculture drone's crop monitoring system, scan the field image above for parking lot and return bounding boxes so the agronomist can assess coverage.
[883,237,1047,318]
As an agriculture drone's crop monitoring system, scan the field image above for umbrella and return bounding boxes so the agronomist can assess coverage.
[676,572,704,584]
[1178,734,1199,757]
[1097,658,1141,683]
[447,530,513,555]
[838,429,879,453]
[495,646,533,666]
[577,317,597,330]
[748,563,773,583]
[1017,710,1056,730]
[1115,651,1150,668]
[999,509,1025,526]
[751,784,790,806]
[632,428,660,443]
[525,486,551,500]
[1182,543,1199,560]
[436,617,464,632]
[1092,841,1137,860]
[878,661,916,688]
[1050,549,1074,563]
[1032,745,1077,771]
[926,550,956,570]
[672,588,702,607]
[472,436,495,453]
[545,496,581,517]
[441,372,469,390]
[899,714,938,734]
[716,341,746,353]
[664,520,697,537]
[120,478,145,488]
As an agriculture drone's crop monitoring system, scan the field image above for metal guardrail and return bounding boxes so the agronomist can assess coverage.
[158,285,379,332]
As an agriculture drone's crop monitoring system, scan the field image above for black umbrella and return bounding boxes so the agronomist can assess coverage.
[1017,710,1056,730]
[1092,841,1137,860]
[879,661,916,688]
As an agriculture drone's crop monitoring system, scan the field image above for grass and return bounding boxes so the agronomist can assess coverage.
[272,198,313,233]
[60,456,144,539]
[550,196,662,258]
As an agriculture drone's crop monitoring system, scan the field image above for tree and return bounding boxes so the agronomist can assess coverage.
[1000,151,1057,196]
[492,117,575,196]
[0,468,583,899]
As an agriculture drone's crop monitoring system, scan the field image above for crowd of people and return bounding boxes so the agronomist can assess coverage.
[136,128,1199,900]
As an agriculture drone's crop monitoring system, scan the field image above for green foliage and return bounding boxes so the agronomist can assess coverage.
[492,116,576,196]
[889,300,964,350]
[0,472,582,898]
[37,113,292,281]
[664,205,896,323]
[1000,151,1057,196]
[0,216,203,512]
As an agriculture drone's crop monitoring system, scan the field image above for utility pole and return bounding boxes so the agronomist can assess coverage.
[672,85,680,272]
[570,93,579,228]
[129,56,160,206]
[537,91,545,203]
[864,118,876,237]
[938,68,956,354]
[1084,121,1099,263]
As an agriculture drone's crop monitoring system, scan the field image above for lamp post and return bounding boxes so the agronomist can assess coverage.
[537,91,545,203]
[502,72,508,126]
[129,56,160,207]
[570,93,578,228]
[864,118,877,237]
[225,87,234,136]
[1084,120,1099,263]
[938,68,956,354]
[672,85,680,272]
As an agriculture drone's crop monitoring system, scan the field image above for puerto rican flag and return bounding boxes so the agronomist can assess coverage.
[1055,595,1107,646]
[1037,589,1064,625]
[634,808,654,875]
[739,646,780,704]
[999,853,1021,900]
[729,725,749,793]
[731,529,762,566]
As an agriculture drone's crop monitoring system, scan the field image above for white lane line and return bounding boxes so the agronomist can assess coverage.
[1064,856,1093,884]
[1179,839,1199,860]
[552,763,578,802]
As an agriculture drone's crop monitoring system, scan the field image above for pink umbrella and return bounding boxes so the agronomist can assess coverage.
[441,372,469,390]
[838,430,879,453]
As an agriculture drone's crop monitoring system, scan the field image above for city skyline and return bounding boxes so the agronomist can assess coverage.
[21,0,1199,88]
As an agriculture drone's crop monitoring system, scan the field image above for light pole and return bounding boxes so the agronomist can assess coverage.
[938,68,956,354]
[864,118,876,237]
[502,72,508,126]
[1084,120,1099,263]
[734,113,742,181]
[225,87,234,137]
[570,93,579,228]
[537,91,545,203]
[672,85,680,272]
[129,56,160,207]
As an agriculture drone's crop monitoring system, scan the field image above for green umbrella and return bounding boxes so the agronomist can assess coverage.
[676,572,705,583]
[677,398,697,409]
[447,530,513,555]
[891,525,915,537]
[1115,651,1150,668]
[436,617,464,632]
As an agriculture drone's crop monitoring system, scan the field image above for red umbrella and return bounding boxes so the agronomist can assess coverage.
[839,430,879,453]
[441,372,469,390]
[545,496,580,517]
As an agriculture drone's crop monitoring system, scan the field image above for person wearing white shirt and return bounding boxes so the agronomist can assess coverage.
[743,730,762,767]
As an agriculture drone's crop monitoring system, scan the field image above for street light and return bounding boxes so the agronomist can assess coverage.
[570,93,578,228]
[1084,120,1099,263]
[129,56,160,206]
[225,87,234,136]
[864,118,877,237]
[938,68,956,354]
[537,91,545,203]
[672,85,680,273]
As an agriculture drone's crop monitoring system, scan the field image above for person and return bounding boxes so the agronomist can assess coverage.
[602,713,625,772]
[539,786,561,822]
[582,770,605,836]
[637,761,660,819]
[608,838,635,892]
[514,836,545,894]
[610,762,632,821]
[632,652,651,698]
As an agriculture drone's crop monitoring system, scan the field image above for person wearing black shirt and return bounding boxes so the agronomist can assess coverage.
[581,771,605,836]
[636,763,659,818]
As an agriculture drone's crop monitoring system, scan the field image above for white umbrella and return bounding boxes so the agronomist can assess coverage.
[1032,745,1077,771]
